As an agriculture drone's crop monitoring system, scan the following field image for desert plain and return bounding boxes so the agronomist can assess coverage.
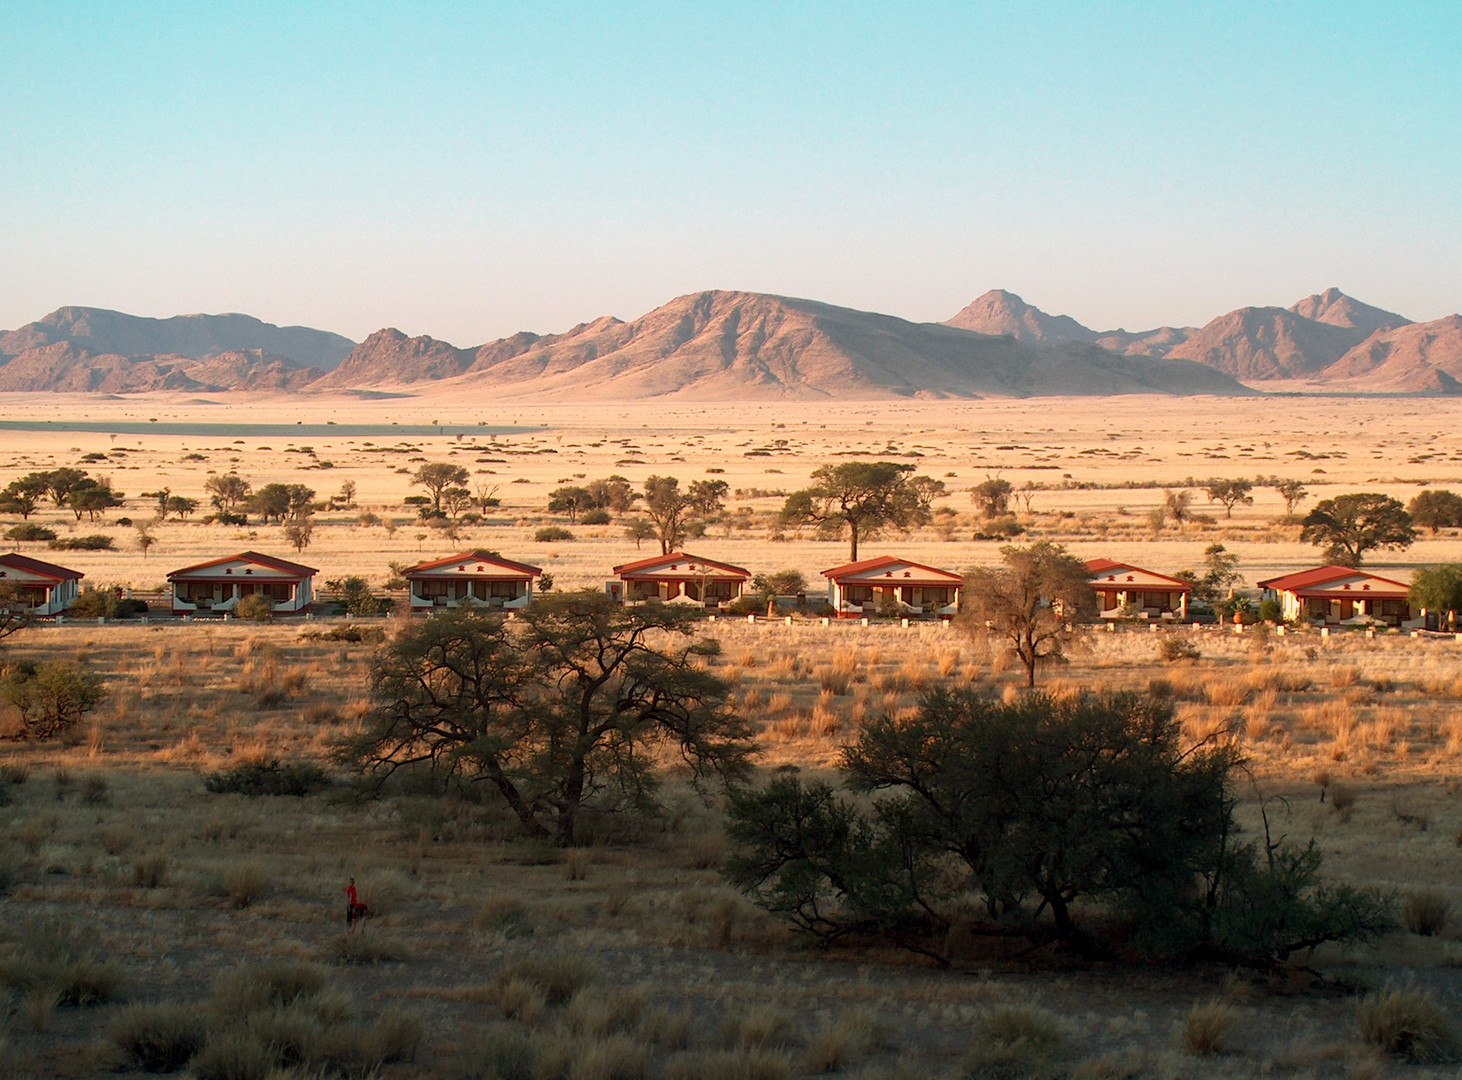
[0,389,1459,1079]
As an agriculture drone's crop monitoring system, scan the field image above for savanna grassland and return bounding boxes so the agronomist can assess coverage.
[0,391,1460,1079]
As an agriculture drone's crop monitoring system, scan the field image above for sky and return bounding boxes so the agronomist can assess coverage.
[2,1,1459,344]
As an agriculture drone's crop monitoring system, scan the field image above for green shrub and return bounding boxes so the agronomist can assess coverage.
[68,588,148,620]
[47,534,114,551]
[1257,597,1284,624]
[110,1003,205,1072]
[232,594,274,622]
[0,660,107,739]
[534,525,575,542]
[1158,636,1200,662]
[203,760,331,797]
[4,524,55,542]
[580,509,613,525]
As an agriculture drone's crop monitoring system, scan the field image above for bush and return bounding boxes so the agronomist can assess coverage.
[110,1003,206,1072]
[47,535,114,551]
[0,926,125,1007]
[959,1006,1068,1079]
[1357,986,1459,1063]
[534,526,575,542]
[1257,598,1284,624]
[580,509,612,525]
[0,661,107,739]
[203,760,331,797]
[1403,888,1451,936]
[494,954,599,1006]
[232,594,274,622]
[727,688,1394,967]
[1179,1000,1238,1056]
[973,515,1025,540]
[69,588,148,620]
[321,932,412,965]
[1158,636,1200,662]
[4,524,55,542]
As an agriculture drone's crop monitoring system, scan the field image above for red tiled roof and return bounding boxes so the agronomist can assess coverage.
[821,555,962,582]
[612,552,750,579]
[0,551,84,581]
[167,551,317,580]
[1256,565,1410,594]
[1084,558,1191,592]
[404,551,542,578]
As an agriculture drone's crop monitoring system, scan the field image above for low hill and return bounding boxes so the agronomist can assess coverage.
[1321,315,1462,392]
[0,306,355,370]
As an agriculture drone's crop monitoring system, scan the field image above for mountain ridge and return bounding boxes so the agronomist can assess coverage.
[1,288,1456,397]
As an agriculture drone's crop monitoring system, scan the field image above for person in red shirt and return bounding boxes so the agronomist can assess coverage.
[345,877,367,928]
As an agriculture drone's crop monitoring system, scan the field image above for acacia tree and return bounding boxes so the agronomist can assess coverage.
[0,583,31,646]
[68,478,124,521]
[1408,564,1462,630]
[959,541,1096,688]
[1274,479,1308,518]
[726,688,1392,966]
[1301,493,1414,567]
[344,592,753,845]
[642,476,726,555]
[205,473,252,518]
[1205,478,1254,518]
[0,476,47,519]
[971,476,1013,520]
[1,660,107,740]
[1407,489,1462,535]
[781,462,944,561]
[412,462,471,517]
[1163,488,1193,526]
[547,486,593,524]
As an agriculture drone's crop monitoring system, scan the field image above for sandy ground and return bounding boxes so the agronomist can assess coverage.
[4,392,1462,598]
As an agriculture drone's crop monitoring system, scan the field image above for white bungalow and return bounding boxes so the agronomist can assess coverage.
[610,552,750,608]
[1257,566,1417,627]
[1085,559,1192,620]
[404,550,542,611]
[0,552,84,615]
[821,556,962,618]
[167,551,316,615]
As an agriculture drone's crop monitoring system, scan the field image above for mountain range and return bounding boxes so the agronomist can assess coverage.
[0,288,1456,398]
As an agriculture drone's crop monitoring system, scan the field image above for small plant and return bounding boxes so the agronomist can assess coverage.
[1402,888,1451,937]
[1330,783,1358,822]
[203,760,330,797]
[132,852,170,888]
[494,954,599,1006]
[1357,986,1459,1063]
[321,932,412,965]
[534,525,575,542]
[1179,1000,1238,1056]
[1158,636,1200,662]
[959,1006,1069,1079]
[109,1003,205,1073]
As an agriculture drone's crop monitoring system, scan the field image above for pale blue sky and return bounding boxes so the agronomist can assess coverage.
[2,1,1457,344]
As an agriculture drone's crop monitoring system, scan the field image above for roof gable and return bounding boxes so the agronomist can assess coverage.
[822,556,962,584]
[168,550,317,580]
[612,551,750,579]
[1257,565,1410,594]
[405,551,543,578]
[0,551,84,582]
[1084,558,1192,592]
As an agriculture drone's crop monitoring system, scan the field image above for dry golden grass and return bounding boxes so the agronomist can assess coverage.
[2,395,1462,1077]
